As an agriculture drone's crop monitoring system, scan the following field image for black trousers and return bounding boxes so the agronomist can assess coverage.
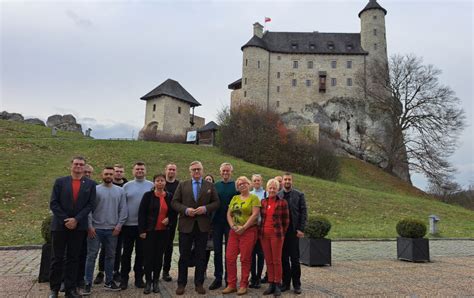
[143,230,169,282]
[282,230,301,287]
[251,239,264,282]
[98,233,122,272]
[162,219,177,273]
[120,226,144,282]
[177,223,208,287]
[49,230,87,292]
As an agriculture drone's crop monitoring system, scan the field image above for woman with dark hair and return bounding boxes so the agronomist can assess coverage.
[138,174,174,294]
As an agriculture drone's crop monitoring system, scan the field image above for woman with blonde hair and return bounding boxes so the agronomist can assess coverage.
[222,176,261,295]
[260,178,289,296]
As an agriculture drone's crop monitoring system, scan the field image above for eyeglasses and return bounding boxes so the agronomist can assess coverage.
[73,163,85,166]
[190,168,202,172]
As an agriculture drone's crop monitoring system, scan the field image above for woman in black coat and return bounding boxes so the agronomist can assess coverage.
[138,173,174,294]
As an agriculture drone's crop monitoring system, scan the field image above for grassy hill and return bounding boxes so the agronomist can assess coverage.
[0,119,472,245]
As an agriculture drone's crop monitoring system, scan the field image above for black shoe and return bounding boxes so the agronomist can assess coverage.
[135,279,145,288]
[263,283,275,295]
[294,286,302,294]
[209,279,222,290]
[48,290,59,298]
[119,280,128,290]
[143,281,152,294]
[162,271,172,282]
[82,284,91,296]
[93,271,104,284]
[280,284,290,292]
[274,284,282,296]
[152,281,160,293]
[104,281,121,291]
[113,271,121,283]
[65,288,81,298]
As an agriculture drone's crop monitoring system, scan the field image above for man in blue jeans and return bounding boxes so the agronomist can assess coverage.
[209,163,239,290]
[83,167,128,295]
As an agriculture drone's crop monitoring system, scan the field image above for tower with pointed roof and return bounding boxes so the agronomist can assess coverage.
[139,79,204,139]
[359,0,388,69]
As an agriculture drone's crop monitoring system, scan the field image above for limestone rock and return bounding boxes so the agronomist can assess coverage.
[0,111,24,121]
[46,114,83,134]
[24,118,46,126]
[46,115,63,128]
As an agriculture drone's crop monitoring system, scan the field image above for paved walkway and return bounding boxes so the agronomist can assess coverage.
[1,240,473,297]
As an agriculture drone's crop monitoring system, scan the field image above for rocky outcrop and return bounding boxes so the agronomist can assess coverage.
[281,97,411,182]
[46,114,83,134]
[1,111,24,122]
[23,118,46,126]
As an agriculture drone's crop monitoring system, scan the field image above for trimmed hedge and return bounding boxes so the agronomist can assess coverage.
[396,218,427,238]
[41,215,53,244]
[305,216,331,239]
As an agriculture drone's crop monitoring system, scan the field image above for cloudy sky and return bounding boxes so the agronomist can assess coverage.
[1,0,472,190]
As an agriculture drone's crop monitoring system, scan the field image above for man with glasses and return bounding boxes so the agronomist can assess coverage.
[209,162,238,290]
[49,156,96,298]
[171,161,220,295]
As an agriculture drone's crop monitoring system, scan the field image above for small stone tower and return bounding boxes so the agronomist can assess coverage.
[359,0,388,67]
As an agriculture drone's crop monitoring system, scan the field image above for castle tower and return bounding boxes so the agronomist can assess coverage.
[359,0,388,67]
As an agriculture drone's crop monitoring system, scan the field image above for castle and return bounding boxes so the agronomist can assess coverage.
[228,0,410,181]
[229,0,387,112]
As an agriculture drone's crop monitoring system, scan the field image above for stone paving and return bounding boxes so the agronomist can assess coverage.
[0,240,473,297]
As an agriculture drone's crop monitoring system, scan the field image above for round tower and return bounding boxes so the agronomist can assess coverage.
[359,0,388,66]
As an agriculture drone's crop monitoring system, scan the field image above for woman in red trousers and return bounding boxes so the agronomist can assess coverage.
[222,176,261,295]
[260,178,289,296]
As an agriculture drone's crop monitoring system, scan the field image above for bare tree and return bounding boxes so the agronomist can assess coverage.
[357,54,465,185]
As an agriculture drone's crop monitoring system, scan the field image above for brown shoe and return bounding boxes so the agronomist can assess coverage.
[195,285,206,295]
[237,287,248,295]
[222,286,237,294]
[176,285,185,295]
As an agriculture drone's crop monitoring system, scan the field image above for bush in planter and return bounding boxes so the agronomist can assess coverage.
[300,216,332,266]
[396,218,430,262]
[396,218,427,238]
[38,215,53,282]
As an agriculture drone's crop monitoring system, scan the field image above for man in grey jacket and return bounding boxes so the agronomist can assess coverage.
[83,166,128,295]
[279,173,307,294]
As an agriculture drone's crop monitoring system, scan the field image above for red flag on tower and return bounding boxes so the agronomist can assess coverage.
[265,17,272,23]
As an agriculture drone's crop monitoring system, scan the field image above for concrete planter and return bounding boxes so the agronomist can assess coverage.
[299,238,331,266]
[397,237,430,262]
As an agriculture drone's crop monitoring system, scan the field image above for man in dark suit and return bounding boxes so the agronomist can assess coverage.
[49,156,96,298]
[171,161,220,295]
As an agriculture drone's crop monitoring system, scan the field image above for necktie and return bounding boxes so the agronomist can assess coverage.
[195,181,201,202]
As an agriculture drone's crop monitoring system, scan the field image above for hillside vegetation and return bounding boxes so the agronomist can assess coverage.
[0,120,472,245]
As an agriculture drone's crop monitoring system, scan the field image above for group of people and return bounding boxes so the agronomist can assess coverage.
[48,157,307,297]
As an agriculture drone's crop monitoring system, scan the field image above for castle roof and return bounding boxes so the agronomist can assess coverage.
[198,121,218,132]
[140,79,201,107]
[241,32,368,55]
[228,78,242,90]
[358,0,387,18]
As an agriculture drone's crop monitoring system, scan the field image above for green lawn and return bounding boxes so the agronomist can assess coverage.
[0,120,472,245]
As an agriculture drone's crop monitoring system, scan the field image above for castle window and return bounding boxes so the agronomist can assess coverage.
[244,78,247,85]
[178,107,181,114]
[331,78,337,86]
[276,101,280,107]
[331,60,337,69]
[346,44,353,50]
[291,43,298,50]
[288,107,292,112]
[153,104,156,111]
[374,43,378,50]
[277,72,280,78]
[306,80,311,87]
[309,44,315,50]
[347,60,352,69]
[293,61,298,69]
[347,78,353,86]
[373,15,377,20]
[373,28,377,36]
[258,60,260,68]
[319,74,327,93]
[292,79,297,87]
[277,86,280,92]
[307,61,313,69]
[277,56,281,60]
[244,91,247,97]
[327,42,335,50]
[245,59,248,66]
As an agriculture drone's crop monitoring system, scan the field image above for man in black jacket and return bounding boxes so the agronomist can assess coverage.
[49,156,96,298]
[278,173,307,294]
